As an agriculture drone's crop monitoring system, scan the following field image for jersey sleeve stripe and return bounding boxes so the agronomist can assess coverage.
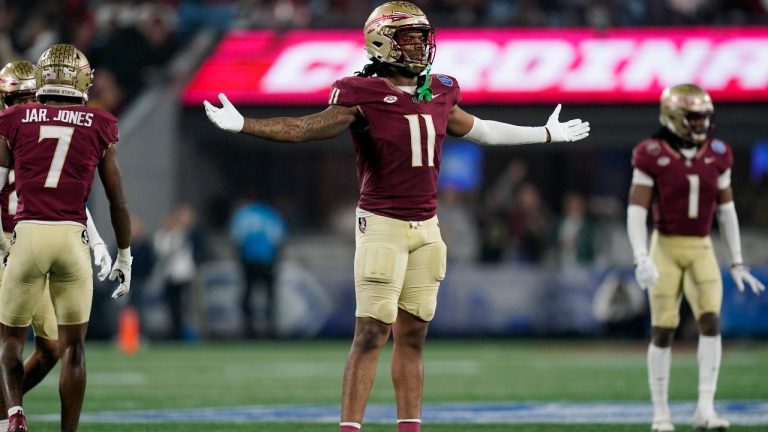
[329,87,340,105]
[717,168,731,190]
[632,168,654,186]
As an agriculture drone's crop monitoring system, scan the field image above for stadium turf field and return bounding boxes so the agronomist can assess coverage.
[22,339,767,431]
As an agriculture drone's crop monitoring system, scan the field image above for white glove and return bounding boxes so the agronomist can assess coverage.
[545,104,590,142]
[634,255,659,290]
[91,242,113,281]
[109,249,133,299]
[203,93,244,133]
[730,264,765,295]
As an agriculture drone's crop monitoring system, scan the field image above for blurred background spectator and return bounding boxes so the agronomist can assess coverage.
[154,204,205,340]
[230,195,287,339]
[552,191,595,269]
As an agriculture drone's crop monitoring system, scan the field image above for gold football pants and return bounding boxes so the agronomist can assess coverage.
[0,223,92,328]
[354,212,446,324]
[648,231,722,328]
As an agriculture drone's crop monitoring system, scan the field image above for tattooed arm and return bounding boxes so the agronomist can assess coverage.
[204,93,359,142]
[242,105,359,142]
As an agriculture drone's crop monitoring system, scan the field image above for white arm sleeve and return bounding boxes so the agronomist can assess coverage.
[85,207,105,247]
[0,166,8,192]
[717,168,731,190]
[717,201,743,265]
[0,167,8,247]
[631,169,654,186]
[463,116,547,146]
[627,204,649,261]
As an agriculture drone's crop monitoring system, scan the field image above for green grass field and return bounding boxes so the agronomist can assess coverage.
[21,339,768,431]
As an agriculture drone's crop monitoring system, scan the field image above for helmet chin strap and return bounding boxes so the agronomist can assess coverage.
[416,64,432,102]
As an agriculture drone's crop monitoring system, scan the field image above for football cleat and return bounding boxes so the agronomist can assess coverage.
[8,412,28,432]
[693,411,730,431]
[651,418,675,432]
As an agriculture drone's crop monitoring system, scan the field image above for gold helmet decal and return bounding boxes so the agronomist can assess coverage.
[0,60,37,108]
[659,84,714,144]
[364,1,435,74]
[35,44,93,102]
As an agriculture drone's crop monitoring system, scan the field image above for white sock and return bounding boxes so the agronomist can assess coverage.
[7,406,22,417]
[648,344,672,421]
[697,335,722,417]
[340,422,361,430]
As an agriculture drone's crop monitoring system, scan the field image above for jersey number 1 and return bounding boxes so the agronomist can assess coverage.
[686,174,699,219]
[39,125,74,188]
[404,114,436,167]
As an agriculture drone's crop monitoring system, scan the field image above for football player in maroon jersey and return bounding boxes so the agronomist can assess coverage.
[0,45,133,432]
[627,84,764,432]
[205,2,589,432]
[0,59,116,432]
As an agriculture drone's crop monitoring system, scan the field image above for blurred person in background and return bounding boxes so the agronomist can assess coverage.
[507,182,552,264]
[488,159,528,216]
[0,44,132,432]
[229,196,286,339]
[91,2,179,105]
[478,159,528,263]
[154,204,204,340]
[86,67,124,114]
[627,84,764,432]
[127,216,154,319]
[437,186,478,264]
[204,2,589,431]
[553,191,595,268]
[591,269,646,339]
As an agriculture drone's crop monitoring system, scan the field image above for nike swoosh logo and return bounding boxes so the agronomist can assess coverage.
[431,93,443,99]
[705,157,715,164]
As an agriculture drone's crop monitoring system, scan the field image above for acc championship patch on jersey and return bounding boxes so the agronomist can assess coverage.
[712,140,726,154]
[436,75,453,87]
[646,141,661,156]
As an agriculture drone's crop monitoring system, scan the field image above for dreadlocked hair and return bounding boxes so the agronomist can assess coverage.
[355,59,393,78]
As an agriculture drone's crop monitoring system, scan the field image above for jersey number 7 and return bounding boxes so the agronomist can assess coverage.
[39,125,74,188]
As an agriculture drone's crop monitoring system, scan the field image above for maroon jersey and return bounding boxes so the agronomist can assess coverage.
[330,74,461,221]
[0,170,17,233]
[632,137,733,236]
[0,103,117,226]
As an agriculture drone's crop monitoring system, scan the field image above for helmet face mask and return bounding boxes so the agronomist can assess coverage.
[364,1,436,74]
[0,60,37,109]
[659,84,714,144]
[35,44,93,103]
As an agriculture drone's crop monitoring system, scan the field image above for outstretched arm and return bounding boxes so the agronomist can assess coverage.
[204,93,358,142]
[447,104,590,144]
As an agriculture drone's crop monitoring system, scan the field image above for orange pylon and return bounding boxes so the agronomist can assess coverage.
[117,305,141,355]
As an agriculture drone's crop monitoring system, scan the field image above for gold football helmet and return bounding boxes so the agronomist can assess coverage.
[364,1,435,74]
[659,84,714,144]
[35,44,93,102]
[0,60,37,108]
